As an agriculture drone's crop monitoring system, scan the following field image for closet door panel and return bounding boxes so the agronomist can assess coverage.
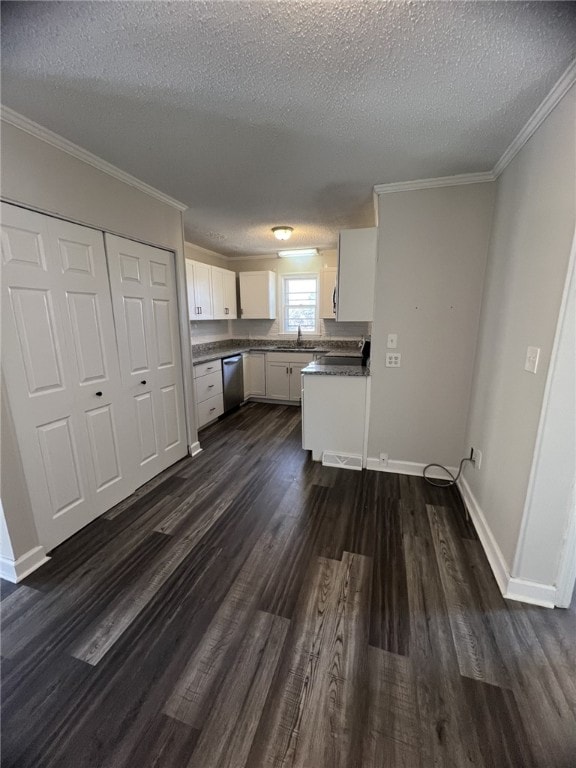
[105,234,187,486]
[1,205,136,550]
[49,218,136,514]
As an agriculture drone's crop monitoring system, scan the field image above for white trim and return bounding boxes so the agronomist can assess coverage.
[457,476,510,596]
[505,578,556,609]
[0,105,188,212]
[555,504,576,608]
[373,172,495,196]
[366,457,459,479]
[0,546,50,583]
[493,59,576,177]
[189,441,203,457]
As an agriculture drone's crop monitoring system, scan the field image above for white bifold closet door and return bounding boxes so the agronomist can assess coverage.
[105,234,187,486]
[1,204,187,552]
[1,204,135,549]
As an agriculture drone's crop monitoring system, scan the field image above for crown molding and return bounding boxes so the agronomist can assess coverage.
[0,105,188,212]
[374,57,576,196]
[374,171,495,196]
[493,57,576,178]
[225,253,279,261]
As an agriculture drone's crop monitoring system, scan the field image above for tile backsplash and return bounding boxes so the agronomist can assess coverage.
[190,318,371,345]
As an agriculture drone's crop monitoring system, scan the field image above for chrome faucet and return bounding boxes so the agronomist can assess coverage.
[297,325,302,347]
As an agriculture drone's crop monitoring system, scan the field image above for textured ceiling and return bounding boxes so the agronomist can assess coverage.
[2,1,576,256]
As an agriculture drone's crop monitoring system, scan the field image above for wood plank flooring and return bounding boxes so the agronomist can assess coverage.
[2,402,575,768]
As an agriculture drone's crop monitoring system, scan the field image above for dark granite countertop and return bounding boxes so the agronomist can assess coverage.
[191,342,363,365]
[301,362,370,377]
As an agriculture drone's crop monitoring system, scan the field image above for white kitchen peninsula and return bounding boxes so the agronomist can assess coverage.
[301,361,370,469]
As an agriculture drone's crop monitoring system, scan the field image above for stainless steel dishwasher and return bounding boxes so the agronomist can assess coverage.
[222,355,244,413]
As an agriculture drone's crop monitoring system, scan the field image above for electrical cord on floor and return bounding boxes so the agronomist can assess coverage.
[423,451,474,487]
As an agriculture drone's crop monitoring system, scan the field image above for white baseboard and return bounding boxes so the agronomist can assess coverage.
[457,476,510,596]
[189,441,202,457]
[366,457,458,480]
[0,545,50,583]
[458,476,557,608]
[505,578,556,608]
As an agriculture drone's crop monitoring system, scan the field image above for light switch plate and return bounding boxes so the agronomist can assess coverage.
[524,346,540,374]
[387,334,398,349]
[386,352,401,368]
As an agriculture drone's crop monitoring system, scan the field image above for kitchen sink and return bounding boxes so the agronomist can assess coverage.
[269,346,328,352]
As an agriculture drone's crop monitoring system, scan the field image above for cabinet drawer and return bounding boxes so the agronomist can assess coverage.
[195,370,223,403]
[197,393,224,428]
[194,359,222,378]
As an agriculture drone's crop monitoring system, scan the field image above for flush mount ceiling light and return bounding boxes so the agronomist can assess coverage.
[272,226,294,241]
[278,248,319,258]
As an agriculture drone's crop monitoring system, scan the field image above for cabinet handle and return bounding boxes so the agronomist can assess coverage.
[290,367,293,374]
[140,380,147,385]
[208,384,214,388]
[199,307,202,315]
[95,391,103,397]
[209,407,216,412]
[225,308,229,315]
[286,367,289,374]
[206,366,214,370]
[332,287,336,313]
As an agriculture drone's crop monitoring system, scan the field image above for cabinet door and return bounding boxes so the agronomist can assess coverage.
[211,266,226,319]
[320,267,338,319]
[247,353,266,396]
[106,235,188,487]
[192,261,213,319]
[336,228,377,321]
[239,272,276,319]
[223,269,238,318]
[265,361,290,399]
[210,267,226,320]
[185,259,196,319]
[1,204,135,550]
[288,362,308,401]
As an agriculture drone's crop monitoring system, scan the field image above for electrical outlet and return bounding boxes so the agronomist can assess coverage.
[387,334,398,349]
[385,352,401,367]
[379,452,389,466]
[524,346,540,374]
[471,447,483,470]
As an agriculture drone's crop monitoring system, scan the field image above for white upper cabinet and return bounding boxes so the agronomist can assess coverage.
[320,266,338,319]
[223,268,238,318]
[186,259,213,319]
[186,260,237,321]
[336,227,377,322]
[211,266,226,318]
[239,271,276,319]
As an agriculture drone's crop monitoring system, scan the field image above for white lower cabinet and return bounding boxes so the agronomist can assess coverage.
[244,352,266,397]
[302,374,369,463]
[265,352,313,401]
[194,359,224,428]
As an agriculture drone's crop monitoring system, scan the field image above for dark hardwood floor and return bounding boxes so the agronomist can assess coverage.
[2,402,575,767]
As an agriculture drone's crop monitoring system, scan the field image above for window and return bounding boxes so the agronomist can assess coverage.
[281,274,319,335]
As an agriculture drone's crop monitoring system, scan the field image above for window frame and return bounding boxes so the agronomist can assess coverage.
[279,272,320,336]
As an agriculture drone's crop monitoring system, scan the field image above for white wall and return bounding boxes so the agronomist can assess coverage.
[463,85,576,573]
[368,182,496,468]
[513,239,575,592]
[1,121,196,561]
